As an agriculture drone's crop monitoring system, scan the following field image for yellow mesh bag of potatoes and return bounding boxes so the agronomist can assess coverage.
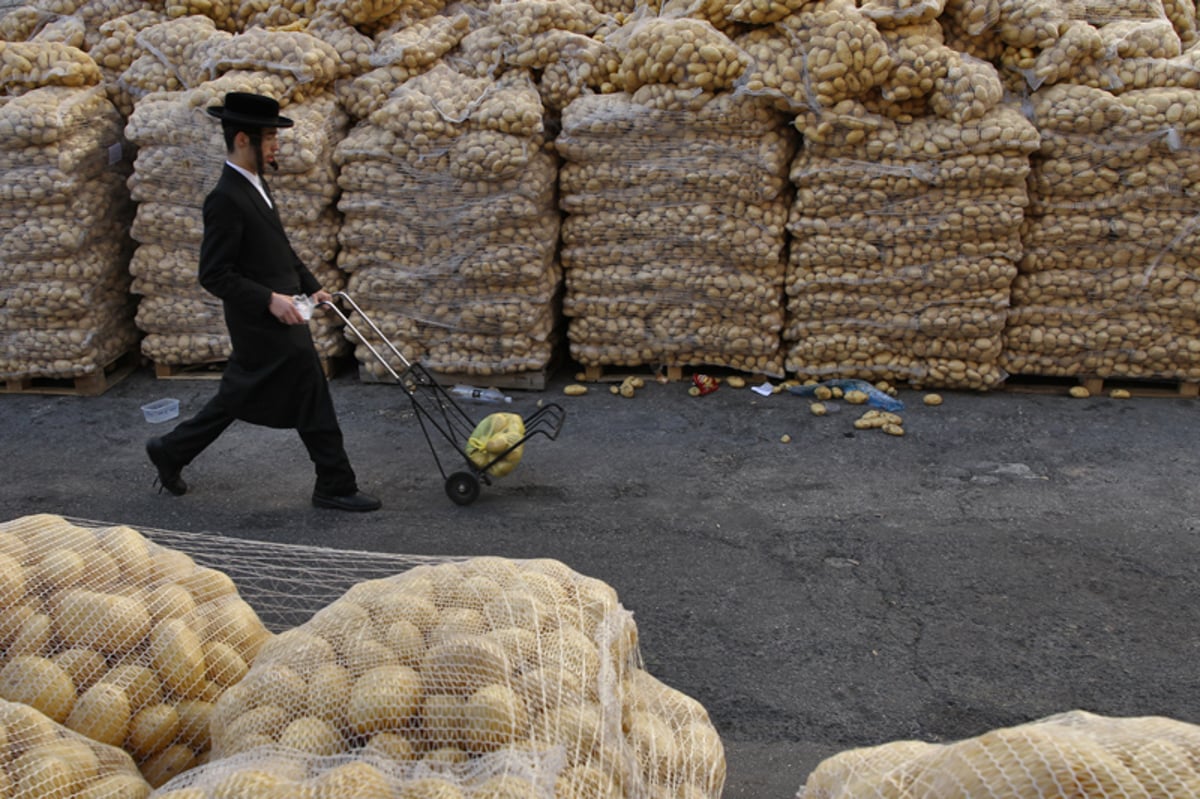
[159,558,726,798]
[466,412,526,478]
[0,514,273,789]
[797,710,1200,798]
[0,40,101,93]
[0,697,152,799]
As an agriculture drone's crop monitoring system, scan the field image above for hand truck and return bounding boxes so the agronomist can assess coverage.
[320,292,566,506]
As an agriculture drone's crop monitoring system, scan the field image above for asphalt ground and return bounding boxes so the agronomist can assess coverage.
[2,363,1198,798]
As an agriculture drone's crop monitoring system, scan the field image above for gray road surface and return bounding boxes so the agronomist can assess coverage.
[1,365,1198,798]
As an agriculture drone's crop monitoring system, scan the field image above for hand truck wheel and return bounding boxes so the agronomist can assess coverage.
[445,471,480,506]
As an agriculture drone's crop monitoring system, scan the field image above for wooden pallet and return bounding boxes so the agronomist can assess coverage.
[1,351,138,397]
[155,355,346,381]
[358,363,554,391]
[576,363,777,386]
[1002,373,1199,399]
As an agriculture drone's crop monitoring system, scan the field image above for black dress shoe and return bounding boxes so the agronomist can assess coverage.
[146,437,187,496]
[312,490,381,512]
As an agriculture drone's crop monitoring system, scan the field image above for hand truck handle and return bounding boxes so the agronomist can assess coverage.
[320,291,414,382]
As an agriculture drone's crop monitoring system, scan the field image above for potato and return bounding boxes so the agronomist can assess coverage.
[555,764,621,799]
[278,716,344,756]
[31,548,88,591]
[311,761,393,799]
[65,683,131,747]
[98,664,163,712]
[9,612,53,657]
[362,730,418,762]
[458,684,529,752]
[0,552,28,605]
[51,590,151,655]
[173,699,213,749]
[0,656,76,723]
[138,584,197,626]
[8,742,96,797]
[347,665,423,734]
[148,619,206,697]
[203,641,249,687]
[178,568,237,605]
[140,744,195,789]
[50,648,106,693]
[305,663,352,727]
[128,703,181,759]
[75,773,153,799]
[473,775,538,799]
[924,393,944,406]
[397,776,465,799]
[564,384,588,395]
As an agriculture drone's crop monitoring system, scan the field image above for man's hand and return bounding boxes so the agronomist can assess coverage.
[312,289,334,306]
[269,292,304,325]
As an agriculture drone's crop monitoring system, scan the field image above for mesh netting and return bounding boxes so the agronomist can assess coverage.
[0,514,274,788]
[0,697,152,798]
[797,710,1200,798]
[161,557,724,797]
[0,515,726,798]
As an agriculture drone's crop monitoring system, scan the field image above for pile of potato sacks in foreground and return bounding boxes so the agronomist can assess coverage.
[0,514,726,798]
[798,709,1200,798]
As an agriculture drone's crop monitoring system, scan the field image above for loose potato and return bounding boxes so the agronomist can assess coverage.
[564,383,588,395]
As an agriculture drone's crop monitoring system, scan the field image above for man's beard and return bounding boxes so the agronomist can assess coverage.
[251,137,278,174]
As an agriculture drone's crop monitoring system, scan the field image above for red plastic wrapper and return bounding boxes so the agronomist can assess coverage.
[693,374,719,395]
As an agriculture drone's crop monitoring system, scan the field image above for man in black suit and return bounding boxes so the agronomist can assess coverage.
[146,92,380,512]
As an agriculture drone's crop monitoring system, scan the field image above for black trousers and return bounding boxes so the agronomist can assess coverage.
[158,395,358,496]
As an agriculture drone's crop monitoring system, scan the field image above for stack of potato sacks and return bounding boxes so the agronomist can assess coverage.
[798,709,1200,797]
[125,21,351,369]
[149,556,726,799]
[0,514,273,790]
[734,0,1039,389]
[335,44,563,380]
[1001,0,1200,383]
[0,40,137,386]
[556,13,795,377]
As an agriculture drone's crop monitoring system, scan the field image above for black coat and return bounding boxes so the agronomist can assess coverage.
[198,165,332,430]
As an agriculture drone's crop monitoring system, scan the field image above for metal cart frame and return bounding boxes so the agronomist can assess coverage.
[320,292,566,505]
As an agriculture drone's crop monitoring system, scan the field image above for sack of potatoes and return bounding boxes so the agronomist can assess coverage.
[798,710,1200,799]
[0,515,273,788]
[158,557,727,798]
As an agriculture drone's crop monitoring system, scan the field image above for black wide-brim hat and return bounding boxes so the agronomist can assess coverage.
[206,92,293,128]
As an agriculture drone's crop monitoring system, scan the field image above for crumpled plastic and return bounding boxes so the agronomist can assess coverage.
[789,378,905,412]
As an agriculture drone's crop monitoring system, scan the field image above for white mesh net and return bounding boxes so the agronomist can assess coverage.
[0,697,152,798]
[0,514,274,788]
[797,710,1200,798]
[0,515,726,798]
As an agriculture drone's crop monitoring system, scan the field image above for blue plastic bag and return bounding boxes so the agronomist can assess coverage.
[788,379,905,412]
